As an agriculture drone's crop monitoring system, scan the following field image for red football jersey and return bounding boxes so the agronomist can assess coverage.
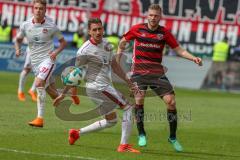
[123,23,179,75]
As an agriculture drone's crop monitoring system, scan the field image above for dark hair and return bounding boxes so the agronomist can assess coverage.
[148,4,162,13]
[88,18,102,30]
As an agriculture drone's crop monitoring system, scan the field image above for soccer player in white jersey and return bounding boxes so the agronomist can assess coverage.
[15,0,67,127]
[53,18,140,153]
[16,16,54,102]
[17,47,37,102]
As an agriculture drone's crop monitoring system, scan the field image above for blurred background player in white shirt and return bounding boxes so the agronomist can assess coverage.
[16,16,59,102]
[15,0,67,127]
[53,18,140,153]
[16,47,37,102]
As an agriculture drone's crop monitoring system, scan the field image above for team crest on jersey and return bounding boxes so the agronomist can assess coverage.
[42,28,48,33]
[157,34,164,40]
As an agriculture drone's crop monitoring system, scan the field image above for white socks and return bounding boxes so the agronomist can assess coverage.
[120,105,133,144]
[36,87,46,118]
[80,119,117,134]
[18,70,36,93]
[78,106,133,145]
[30,79,36,92]
[18,70,27,93]
[78,105,133,145]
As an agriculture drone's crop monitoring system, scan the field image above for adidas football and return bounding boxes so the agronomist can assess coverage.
[61,66,82,86]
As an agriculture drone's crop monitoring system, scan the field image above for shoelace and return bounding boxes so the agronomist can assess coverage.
[124,144,134,151]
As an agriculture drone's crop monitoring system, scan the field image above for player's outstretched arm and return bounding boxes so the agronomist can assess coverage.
[114,37,131,85]
[173,46,203,66]
[111,57,140,95]
[111,57,129,83]
[116,37,128,64]
[115,37,140,94]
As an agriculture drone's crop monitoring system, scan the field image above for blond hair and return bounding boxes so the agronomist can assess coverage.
[148,4,162,13]
[33,0,47,7]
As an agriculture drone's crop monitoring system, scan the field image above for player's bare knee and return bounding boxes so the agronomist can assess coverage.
[24,68,31,74]
[105,112,118,127]
[166,99,176,110]
[169,98,176,106]
[105,112,117,120]
[35,79,45,88]
[135,91,145,102]
[163,95,176,109]
[135,96,145,105]
[35,82,42,88]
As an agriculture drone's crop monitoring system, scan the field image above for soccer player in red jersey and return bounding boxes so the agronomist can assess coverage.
[117,4,202,151]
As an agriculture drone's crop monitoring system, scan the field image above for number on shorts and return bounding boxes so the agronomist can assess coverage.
[40,67,49,73]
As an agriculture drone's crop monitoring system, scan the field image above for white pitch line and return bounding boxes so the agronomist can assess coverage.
[0,147,98,160]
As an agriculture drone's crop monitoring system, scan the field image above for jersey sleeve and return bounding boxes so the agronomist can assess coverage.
[16,23,26,39]
[164,29,179,49]
[123,25,138,41]
[75,45,88,66]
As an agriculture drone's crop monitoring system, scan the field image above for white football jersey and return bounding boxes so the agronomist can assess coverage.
[17,16,63,66]
[76,38,113,90]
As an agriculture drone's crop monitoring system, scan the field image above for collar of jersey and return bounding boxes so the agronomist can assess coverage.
[32,18,45,25]
[144,23,160,33]
[90,38,100,46]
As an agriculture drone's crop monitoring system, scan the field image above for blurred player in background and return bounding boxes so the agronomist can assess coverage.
[117,4,202,151]
[15,0,68,127]
[53,18,140,153]
[72,24,86,48]
[16,47,37,102]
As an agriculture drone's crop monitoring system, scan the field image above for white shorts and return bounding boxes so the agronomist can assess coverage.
[23,49,32,69]
[86,85,129,115]
[32,58,55,87]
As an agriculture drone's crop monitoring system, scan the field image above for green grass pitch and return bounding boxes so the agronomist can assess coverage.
[0,71,239,160]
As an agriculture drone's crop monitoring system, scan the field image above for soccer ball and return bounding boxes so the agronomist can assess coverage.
[61,66,82,86]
